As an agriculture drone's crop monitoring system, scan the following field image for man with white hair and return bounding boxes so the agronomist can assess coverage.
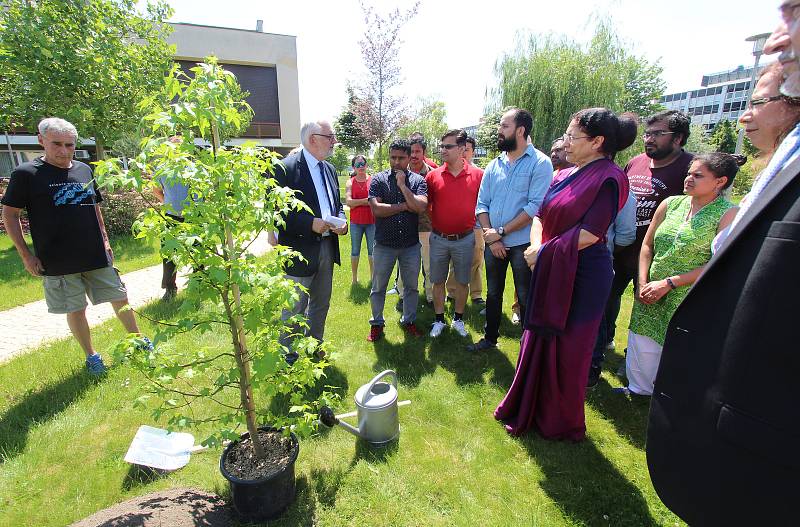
[646,4,800,523]
[274,120,347,362]
[1,117,150,375]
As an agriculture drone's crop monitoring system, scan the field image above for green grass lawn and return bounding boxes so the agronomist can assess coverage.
[0,237,680,527]
[0,234,160,311]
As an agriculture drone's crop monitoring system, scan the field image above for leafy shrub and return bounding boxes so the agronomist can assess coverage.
[102,190,149,236]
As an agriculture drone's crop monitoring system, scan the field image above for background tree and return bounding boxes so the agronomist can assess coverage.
[476,107,507,162]
[709,119,737,154]
[684,123,715,155]
[334,86,371,154]
[394,97,448,163]
[353,0,419,169]
[488,19,665,152]
[0,0,175,159]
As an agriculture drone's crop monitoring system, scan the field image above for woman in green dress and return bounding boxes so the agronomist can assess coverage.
[620,153,742,396]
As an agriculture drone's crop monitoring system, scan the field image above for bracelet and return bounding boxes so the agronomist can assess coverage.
[666,277,677,290]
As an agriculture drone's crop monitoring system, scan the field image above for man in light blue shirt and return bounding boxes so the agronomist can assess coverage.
[588,189,636,386]
[469,108,553,352]
[153,136,191,300]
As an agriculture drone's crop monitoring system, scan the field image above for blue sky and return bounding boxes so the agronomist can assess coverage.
[164,0,779,127]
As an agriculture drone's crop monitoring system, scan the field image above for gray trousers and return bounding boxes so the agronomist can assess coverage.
[281,237,335,356]
[370,242,421,326]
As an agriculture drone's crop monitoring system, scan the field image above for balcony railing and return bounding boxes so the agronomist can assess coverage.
[242,122,281,139]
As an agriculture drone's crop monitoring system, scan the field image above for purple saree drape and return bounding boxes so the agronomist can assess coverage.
[494,158,629,441]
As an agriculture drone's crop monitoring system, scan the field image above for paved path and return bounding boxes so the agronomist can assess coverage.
[0,234,272,364]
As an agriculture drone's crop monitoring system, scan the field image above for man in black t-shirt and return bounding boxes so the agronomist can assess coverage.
[1,117,150,375]
[601,111,694,368]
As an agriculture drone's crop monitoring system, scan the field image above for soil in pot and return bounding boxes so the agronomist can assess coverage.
[222,429,297,481]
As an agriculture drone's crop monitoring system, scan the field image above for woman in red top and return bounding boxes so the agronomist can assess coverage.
[345,154,375,284]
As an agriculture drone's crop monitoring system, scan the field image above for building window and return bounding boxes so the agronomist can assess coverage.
[0,152,14,179]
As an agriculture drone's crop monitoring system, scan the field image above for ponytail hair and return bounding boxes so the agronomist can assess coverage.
[571,108,639,159]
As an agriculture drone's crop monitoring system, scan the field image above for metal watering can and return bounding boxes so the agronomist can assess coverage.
[319,370,410,445]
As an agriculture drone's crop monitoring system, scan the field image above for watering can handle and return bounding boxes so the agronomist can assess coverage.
[362,369,397,404]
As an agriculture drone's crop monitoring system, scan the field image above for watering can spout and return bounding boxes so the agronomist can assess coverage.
[319,406,365,439]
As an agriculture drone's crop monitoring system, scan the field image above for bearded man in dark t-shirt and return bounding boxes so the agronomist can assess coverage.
[602,111,694,356]
[1,118,150,375]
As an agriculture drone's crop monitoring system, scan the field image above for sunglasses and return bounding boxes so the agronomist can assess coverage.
[439,143,459,150]
[354,161,366,168]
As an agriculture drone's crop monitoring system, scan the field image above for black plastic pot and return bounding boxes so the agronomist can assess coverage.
[219,427,300,522]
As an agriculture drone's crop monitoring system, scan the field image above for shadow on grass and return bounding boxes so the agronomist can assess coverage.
[521,436,657,526]
[0,371,95,463]
[352,436,399,464]
[428,335,516,387]
[137,293,185,322]
[307,438,398,511]
[347,282,370,305]
[121,464,166,491]
[586,374,651,450]
[241,474,316,527]
[370,331,436,388]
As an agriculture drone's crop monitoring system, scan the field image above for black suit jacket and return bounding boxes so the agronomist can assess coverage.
[647,155,800,525]
[273,151,344,277]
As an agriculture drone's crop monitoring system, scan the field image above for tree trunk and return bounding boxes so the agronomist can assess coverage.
[95,137,106,161]
[212,122,265,460]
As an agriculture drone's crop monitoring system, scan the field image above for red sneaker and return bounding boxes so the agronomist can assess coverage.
[367,325,384,342]
[402,322,423,338]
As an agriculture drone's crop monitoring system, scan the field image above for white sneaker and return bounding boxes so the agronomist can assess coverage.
[387,287,399,295]
[451,319,468,337]
[430,321,446,337]
[511,312,520,325]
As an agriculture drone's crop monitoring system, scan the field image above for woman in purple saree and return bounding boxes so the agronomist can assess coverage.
[495,108,637,441]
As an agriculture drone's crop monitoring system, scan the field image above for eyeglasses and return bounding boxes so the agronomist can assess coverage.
[354,161,366,168]
[748,95,784,109]
[642,130,676,139]
[562,133,590,142]
[313,133,336,142]
[439,143,460,150]
[780,1,800,23]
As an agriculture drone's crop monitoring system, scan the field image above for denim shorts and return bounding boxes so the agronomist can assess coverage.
[429,231,475,284]
[42,266,128,314]
[350,222,375,257]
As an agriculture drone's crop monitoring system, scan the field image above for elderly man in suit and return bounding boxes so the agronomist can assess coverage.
[275,121,347,361]
[646,4,800,524]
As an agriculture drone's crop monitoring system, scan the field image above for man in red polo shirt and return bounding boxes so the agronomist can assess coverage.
[426,129,483,338]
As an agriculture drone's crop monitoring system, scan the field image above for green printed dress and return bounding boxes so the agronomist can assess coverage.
[629,195,733,345]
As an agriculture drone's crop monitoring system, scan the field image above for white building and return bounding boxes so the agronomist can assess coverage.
[1,21,301,177]
[659,63,770,131]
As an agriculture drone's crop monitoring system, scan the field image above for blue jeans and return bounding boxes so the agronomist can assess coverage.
[350,222,375,257]
[370,242,421,325]
[484,244,531,344]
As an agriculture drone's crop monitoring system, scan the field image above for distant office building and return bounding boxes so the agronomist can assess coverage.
[659,63,770,132]
[1,21,300,177]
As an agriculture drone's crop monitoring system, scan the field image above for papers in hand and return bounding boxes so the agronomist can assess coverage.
[324,215,347,229]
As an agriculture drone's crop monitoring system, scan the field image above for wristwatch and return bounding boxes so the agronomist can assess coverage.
[497,226,505,236]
